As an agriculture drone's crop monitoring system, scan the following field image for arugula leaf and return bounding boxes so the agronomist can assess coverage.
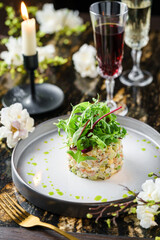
[89,134,106,149]
[72,126,84,145]
[67,150,97,163]
[77,136,90,150]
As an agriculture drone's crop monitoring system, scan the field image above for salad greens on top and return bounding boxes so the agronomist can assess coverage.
[56,98,127,163]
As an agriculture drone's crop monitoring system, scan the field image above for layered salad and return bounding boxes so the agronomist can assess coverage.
[56,99,127,180]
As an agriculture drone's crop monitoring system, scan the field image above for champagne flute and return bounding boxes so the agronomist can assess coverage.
[120,0,153,86]
[90,1,128,115]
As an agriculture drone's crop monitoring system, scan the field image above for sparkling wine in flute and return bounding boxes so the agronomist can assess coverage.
[122,0,151,50]
[95,23,124,78]
[120,0,153,87]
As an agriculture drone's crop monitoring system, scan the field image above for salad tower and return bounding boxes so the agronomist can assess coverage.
[56,99,127,180]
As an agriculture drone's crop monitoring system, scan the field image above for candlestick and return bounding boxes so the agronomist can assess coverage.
[2,1,64,115]
[2,56,64,115]
[23,52,38,100]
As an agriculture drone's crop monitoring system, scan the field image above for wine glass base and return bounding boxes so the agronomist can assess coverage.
[120,70,153,87]
[2,83,64,115]
[115,103,128,116]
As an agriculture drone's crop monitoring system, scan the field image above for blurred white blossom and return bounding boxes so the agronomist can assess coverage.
[0,37,23,66]
[36,3,83,34]
[0,103,34,148]
[0,36,55,66]
[37,44,55,62]
[72,43,98,78]
[63,9,83,29]
[136,179,160,229]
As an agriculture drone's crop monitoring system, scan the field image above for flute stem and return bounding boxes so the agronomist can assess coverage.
[128,49,144,81]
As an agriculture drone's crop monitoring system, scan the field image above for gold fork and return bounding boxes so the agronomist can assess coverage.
[0,193,79,240]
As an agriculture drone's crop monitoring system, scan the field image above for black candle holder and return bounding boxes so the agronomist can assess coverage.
[2,52,64,115]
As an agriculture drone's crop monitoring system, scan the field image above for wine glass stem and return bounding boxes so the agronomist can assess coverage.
[129,49,144,81]
[105,77,117,110]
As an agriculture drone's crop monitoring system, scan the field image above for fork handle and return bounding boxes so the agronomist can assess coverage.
[38,221,79,240]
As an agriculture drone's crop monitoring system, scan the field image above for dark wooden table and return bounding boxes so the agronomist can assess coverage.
[0,12,160,240]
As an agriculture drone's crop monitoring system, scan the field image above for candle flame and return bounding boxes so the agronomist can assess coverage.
[21,1,29,20]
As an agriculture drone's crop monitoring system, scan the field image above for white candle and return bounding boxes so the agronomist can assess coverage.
[21,2,37,56]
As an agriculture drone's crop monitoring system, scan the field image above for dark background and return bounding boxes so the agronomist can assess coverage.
[0,0,159,15]
[54,0,160,15]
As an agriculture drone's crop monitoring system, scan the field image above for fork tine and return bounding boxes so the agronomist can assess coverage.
[0,198,24,221]
[2,194,26,219]
[5,193,30,217]
[0,200,20,224]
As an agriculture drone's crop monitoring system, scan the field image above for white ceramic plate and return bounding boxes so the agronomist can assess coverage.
[12,116,160,217]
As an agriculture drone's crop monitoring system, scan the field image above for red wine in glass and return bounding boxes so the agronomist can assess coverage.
[90,1,128,115]
[95,23,124,78]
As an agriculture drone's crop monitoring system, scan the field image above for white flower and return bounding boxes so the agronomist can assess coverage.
[0,37,23,66]
[72,44,98,78]
[137,205,158,229]
[63,9,83,29]
[36,4,62,34]
[137,179,155,202]
[0,36,55,66]
[0,103,34,148]
[140,215,157,229]
[151,178,160,201]
[37,44,55,62]
[136,178,160,229]
[36,3,83,34]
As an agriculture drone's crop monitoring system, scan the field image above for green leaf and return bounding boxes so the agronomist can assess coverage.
[122,194,128,198]
[54,22,89,41]
[5,6,14,13]
[72,127,84,144]
[127,190,136,196]
[129,207,137,214]
[113,204,118,207]
[120,205,125,209]
[86,213,93,219]
[0,2,4,9]
[77,137,90,151]
[111,213,117,216]
[5,19,11,26]
[52,56,68,66]
[0,38,8,45]
[106,219,111,228]
[0,61,8,76]
[28,6,38,16]
[90,134,106,149]
[146,200,156,206]
[67,150,97,164]
[148,172,154,177]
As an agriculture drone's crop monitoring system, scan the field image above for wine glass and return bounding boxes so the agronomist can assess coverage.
[120,0,153,87]
[89,1,128,116]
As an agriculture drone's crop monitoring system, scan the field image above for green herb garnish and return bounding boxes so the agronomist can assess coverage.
[56,98,127,163]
